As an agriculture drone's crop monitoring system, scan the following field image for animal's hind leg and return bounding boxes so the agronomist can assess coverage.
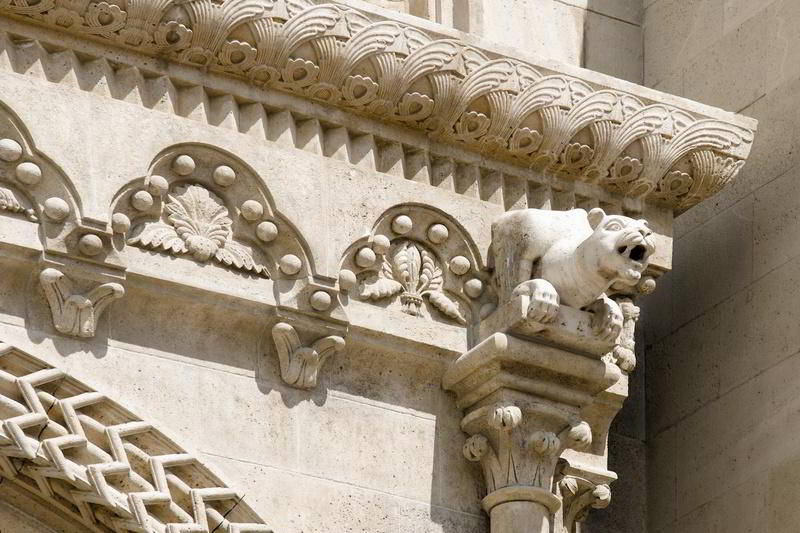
[491,229,535,303]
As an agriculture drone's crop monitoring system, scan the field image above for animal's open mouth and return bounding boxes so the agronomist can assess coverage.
[617,244,648,262]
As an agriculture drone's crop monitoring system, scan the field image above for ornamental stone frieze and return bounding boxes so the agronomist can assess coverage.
[0,0,755,214]
[0,0,760,530]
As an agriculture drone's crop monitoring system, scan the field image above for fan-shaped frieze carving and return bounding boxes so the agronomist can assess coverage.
[339,204,490,326]
[0,342,273,532]
[110,144,312,279]
[0,0,756,212]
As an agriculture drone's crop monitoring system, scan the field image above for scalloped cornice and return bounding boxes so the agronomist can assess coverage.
[0,0,756,212]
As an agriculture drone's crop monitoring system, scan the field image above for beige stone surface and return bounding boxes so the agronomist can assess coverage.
[0,0,759,531]
[643,2,800,531]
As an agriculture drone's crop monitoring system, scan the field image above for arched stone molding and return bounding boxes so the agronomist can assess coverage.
[0,99,105,262]
[0,341,273,532]
[339,203,491,327]
[109,143,314,280]
[0,0,756,212]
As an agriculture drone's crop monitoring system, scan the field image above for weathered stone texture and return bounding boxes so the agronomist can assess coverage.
[0,0,757,531]
[643,1,800,532]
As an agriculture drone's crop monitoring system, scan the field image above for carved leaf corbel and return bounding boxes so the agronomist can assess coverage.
[39,268,125,338]
[464,405,522,493]
[271,322,345,389]
[560,475,612,532]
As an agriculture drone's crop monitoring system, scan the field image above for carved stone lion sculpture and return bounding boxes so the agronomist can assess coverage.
[489,207,654,341]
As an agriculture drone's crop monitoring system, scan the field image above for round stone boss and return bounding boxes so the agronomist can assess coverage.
[279,254,302,275]
[172,154,196,175]
[256,221,279,242]
[213,165,236,187]
[241,200,264,221]
[310,290,332,311]
[111,212,131,234]
[78,234,104,256]
[391,215,412,235]
[15,161,42,185]
[0,138,22,162]
[131,190,154,211]
[43,197,69,221]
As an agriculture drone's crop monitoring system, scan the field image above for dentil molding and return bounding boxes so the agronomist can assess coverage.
[0,0,756,212]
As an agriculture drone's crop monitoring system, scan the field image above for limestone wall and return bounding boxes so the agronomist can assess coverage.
[643,1,800,532]
[0,0,756,532]
[361,0,644,83]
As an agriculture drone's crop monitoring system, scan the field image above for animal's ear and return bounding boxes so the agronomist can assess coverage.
[587,207,606,229]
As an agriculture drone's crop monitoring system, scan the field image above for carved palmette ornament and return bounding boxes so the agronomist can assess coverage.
[339,205,489,326]
[129,184,268,275]
[0,0,755,211]
[111,144,311,279]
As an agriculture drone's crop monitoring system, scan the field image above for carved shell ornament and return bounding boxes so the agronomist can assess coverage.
[111,146,311,279]
[340,206,490,326]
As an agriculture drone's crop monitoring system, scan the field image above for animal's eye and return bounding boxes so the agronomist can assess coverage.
[606,222,622,231]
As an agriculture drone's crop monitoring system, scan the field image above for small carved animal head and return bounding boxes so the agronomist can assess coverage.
[584,208,655,286]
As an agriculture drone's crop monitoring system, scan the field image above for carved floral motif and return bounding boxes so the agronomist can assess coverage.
[111,145,311,279]
[340,206,488,326]
[0,0,756,211]
[361,240,465,323]
[129,184,267,275]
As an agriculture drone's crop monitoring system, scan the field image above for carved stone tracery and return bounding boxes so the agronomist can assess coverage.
[0,342,273,532]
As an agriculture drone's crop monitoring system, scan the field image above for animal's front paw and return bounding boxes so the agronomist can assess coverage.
[587,296,623,342]
[512,279,560,323]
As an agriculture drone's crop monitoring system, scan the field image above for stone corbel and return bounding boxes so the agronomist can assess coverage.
[445,206,660,532]
[271,322,345,390]
[269,276,350,390]
[555,462,615,533]
[39,267,125,338]
[443,331,620,533]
